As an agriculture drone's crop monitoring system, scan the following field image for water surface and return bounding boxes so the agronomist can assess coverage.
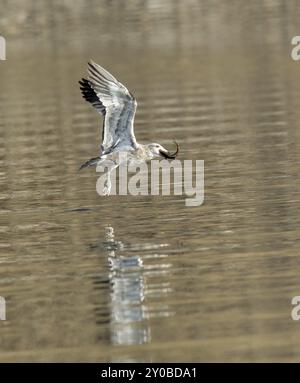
[1,0,300,362]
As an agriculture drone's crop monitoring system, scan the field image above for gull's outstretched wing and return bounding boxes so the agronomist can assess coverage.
[79,60,138,154]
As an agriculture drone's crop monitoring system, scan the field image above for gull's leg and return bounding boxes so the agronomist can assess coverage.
[102,164,119,196]
[102,170,112,196]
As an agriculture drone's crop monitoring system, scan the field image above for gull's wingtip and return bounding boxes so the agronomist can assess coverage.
[78,160,90,172]
[88,58,97,67]
[78,156,101,172]
[87,59,95,72]
[78,163,85,172]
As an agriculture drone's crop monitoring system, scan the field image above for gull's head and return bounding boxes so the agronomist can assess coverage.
[148,141,179,159]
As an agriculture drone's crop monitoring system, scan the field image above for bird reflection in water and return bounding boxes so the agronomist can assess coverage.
[104,226,150,345]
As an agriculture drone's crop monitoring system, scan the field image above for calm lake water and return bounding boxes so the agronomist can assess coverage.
[1,0,300,362]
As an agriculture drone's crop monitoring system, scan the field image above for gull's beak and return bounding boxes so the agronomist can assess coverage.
[159,141,179,159]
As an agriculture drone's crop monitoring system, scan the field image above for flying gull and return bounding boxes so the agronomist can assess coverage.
[79,60,179,194]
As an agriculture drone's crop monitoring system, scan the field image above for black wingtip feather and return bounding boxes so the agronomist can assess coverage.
[78,77,106,115]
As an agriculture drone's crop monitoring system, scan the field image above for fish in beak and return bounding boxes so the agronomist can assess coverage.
[159,141,179,159]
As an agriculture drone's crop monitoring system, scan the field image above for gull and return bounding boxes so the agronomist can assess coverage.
[78,60,179,195]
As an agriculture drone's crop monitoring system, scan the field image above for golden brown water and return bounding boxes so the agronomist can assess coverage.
[1,0,300,362]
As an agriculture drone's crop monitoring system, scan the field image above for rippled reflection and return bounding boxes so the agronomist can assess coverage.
[102,226,173,346]
[104,226,150,345]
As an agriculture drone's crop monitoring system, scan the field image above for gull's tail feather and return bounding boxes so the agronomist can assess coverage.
[79,156,100,171]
